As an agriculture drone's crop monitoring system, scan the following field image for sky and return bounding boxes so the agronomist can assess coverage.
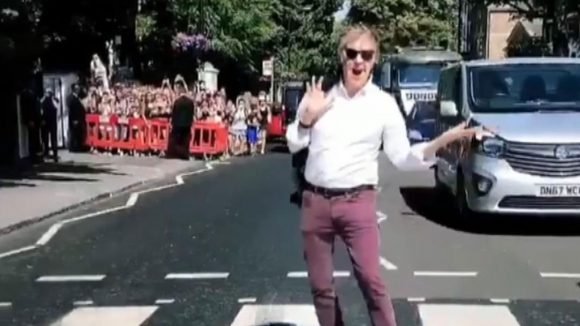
[334,0,350,21]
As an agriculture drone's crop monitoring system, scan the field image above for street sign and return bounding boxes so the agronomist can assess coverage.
[262,59,273,76]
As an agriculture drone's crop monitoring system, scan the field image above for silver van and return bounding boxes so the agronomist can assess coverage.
[434,57,580,217]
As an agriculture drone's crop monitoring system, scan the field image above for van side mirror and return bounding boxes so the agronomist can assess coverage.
[440,100,458,117]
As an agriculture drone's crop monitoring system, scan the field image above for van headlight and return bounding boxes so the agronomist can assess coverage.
[478,137,505,157]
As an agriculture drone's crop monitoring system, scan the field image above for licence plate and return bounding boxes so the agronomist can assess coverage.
[536,185,580,197]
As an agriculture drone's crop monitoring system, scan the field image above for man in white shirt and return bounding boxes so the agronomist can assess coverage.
[285,24,479,326]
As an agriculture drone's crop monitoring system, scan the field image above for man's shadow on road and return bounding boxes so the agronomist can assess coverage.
[400,186,580,236]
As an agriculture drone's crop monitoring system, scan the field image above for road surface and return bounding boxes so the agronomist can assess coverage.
[1,147,580,325]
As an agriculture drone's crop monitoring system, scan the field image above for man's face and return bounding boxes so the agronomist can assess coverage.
[341,34,377,90]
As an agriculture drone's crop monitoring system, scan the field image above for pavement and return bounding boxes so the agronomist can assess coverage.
[0,151,204,234]
[1,147,580,325]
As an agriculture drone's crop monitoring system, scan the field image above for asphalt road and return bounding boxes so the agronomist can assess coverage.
[2,147,580,325]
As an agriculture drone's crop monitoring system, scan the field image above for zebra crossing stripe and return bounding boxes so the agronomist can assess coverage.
[37,275,106,282]
[165,272,229,279]
[418,304,520,326]
[50,306,158,326]
[230,304,318,326]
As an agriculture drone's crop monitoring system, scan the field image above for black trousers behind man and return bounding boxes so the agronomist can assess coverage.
[41,119,58,161]
[69,122,86,152]
[290,148,308,205]
[27,124,43,163]
[167,126,191,160]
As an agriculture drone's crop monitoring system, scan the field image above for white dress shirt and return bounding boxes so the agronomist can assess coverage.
[285,79,436,189]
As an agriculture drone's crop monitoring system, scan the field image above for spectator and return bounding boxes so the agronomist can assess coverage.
[41,89,59,162]
[167,78,194,160]
[229,99,247,155]
[257,93,271,154]
[67,84,87,152]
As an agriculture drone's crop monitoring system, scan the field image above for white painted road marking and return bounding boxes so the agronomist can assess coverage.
[125,193,139,206]
[230,304,318,326]
[407,297,426,302]
[0,162,218,260]
[154,299,175,305]
[165,272,229,280]
[50,306,158,326]
[413,271,478,277]
[36,275,106,282]
[287,271,350,278]
[377,211,388,223]
[0,302,12,308]
[0,245,37,259]
[418,304,520,326]
[379,256,398,270]
[73,300,94,306]
[490,298,511,304]
[237,297,257,303]
[540,272,580,278]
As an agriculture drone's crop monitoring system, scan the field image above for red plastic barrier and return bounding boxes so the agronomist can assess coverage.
[131,118,150,152]
[190,122,228,155]
[149,118,170,152]
[84,116,228,155]
[111,116,134,151]
[92,115,116,149]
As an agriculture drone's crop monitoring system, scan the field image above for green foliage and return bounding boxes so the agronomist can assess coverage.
[170,0,279,72]
[271,0,343,81]
[506,37,550,57]
[348,0,457,52]
[1,0,42,88]
[136,13,157,41]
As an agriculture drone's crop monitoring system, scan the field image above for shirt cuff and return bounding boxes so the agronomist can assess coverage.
[296,124,311,140]
[410,142,437,168]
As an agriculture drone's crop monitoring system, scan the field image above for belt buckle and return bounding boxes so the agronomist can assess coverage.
[344,188,358,200]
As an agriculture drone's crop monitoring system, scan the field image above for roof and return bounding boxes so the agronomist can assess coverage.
[488,3,531,12]
[520,19,543,36]
[464,57,580,67]
[387,49,462,64]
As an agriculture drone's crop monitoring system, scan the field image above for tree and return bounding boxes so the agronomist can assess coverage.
[1,0,43,90]
[270,0,343,81]
[170,0,279,72]
[347,0,457,52]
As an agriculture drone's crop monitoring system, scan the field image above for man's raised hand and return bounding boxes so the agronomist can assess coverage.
[300,76,332,126]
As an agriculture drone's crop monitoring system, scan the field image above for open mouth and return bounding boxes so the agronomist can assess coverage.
[352,67,363,76]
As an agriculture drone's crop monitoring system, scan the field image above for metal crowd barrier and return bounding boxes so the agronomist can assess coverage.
[84,114,228,155]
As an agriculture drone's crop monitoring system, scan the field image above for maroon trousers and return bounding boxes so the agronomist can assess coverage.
[300,189,396,326]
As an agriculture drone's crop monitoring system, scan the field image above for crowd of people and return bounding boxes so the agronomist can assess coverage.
[80,75,280,159]
[20,76,283,164]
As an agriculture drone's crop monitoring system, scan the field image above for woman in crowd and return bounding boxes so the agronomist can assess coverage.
[229,98,247,155]
[246,103,260,155]
[257,93,271,155]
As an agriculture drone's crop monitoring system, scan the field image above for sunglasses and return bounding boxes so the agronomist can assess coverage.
[345,48,375,61]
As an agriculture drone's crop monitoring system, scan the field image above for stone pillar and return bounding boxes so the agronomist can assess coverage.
[197,62,220,92]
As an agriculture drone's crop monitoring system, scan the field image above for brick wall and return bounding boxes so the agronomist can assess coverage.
[487,10,519,59]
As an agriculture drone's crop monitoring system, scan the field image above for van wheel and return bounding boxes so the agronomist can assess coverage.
[455,170,475,220]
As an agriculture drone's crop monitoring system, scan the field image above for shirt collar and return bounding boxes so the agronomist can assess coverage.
[335,77,375,99]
